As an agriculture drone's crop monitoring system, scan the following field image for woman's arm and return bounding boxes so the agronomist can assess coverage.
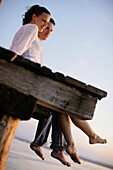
[10,24,38,61]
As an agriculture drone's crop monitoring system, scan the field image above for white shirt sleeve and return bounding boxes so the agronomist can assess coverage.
[10,24,38,55]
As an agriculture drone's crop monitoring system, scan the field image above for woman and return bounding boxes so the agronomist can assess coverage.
[10,5,50,63]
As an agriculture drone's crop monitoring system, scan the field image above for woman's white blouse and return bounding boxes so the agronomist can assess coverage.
[9,24,43,66]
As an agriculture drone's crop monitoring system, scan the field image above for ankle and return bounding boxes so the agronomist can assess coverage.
[52,150,60,154]
[69,142,76,148]
[30,145,41,151]
[89,132,97,139]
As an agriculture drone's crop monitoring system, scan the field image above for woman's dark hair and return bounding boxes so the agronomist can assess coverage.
[23,5,51,25]
[50,18,56,26]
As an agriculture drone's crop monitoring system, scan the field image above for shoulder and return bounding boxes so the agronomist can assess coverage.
[25,24,38,31]
[23,24,38,34]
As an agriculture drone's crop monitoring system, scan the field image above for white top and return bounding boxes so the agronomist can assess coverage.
[9,24,43,66]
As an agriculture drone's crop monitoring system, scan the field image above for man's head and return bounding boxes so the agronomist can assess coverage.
[38,18,55,41]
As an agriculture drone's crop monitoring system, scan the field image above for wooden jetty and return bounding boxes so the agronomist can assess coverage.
[0,46,107,169]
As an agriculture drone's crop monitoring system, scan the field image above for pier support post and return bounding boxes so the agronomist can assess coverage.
[0,114,20,170]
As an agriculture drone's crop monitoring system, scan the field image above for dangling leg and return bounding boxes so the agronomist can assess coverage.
[58,113,81,164]
[50,112,71,167]
[30,113,52,160]
[70,116,107,144]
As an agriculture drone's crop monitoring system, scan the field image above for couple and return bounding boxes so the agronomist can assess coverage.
[9,5,107,167]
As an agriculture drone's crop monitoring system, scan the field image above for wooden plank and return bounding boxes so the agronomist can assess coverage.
[0,59,97,120]
[86,85,107,99]
[0,47,107,99]
[35,96,97,120]
[0,47,107,120]
[64,76,86,89]
[0,114,20,170]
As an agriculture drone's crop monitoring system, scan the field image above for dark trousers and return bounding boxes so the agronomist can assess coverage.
[31,112,66,151]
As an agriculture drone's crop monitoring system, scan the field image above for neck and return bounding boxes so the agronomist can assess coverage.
[39,37,43,42]
[29,20,35,24]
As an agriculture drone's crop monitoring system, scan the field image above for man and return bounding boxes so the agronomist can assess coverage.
[30,18,71,167]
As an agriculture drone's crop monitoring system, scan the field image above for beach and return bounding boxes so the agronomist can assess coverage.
[6,138,112,170]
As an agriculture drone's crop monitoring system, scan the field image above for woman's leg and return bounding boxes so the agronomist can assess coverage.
[58,113,81,164]
[70,116,107,144]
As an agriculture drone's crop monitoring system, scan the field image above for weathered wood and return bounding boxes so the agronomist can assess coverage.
[0,114,19,170]
[0,47,107,120]
[0,47,107,99]
[0,59,97,120]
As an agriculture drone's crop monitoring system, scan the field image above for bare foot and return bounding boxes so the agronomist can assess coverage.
[51,150,71,167]
[66,145,81,164]
[89,134,107,144]
[30,144,45,160]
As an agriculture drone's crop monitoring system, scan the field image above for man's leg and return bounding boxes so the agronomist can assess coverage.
[30,111,70,166]
[30,113,52,160]
[50,112,71,167]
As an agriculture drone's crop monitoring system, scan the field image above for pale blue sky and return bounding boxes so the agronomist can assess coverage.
[0,0,113,166]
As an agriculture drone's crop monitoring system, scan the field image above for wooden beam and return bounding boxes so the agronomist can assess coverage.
[0,114,19,170]
[0,47,107,99]
[0,47,107,120]
[0,59,98,120]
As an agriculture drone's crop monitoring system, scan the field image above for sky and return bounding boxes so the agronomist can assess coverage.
[0,0,113,166]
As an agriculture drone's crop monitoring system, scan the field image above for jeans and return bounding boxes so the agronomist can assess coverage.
[31,112,66,151]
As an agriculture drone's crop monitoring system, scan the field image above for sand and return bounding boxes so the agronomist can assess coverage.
[6,138,111,170]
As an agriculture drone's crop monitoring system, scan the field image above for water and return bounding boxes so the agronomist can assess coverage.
[6,138,113,170]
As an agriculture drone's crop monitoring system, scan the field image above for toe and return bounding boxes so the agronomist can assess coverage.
[67,162,71,167]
